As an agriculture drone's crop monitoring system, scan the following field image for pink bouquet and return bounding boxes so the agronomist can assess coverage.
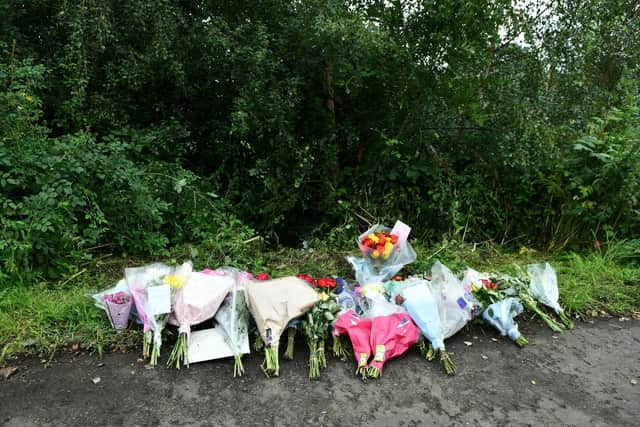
[102,291,132,330]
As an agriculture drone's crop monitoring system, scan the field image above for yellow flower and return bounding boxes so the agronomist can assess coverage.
[471,284,479,292]
[371,249,380,259]
[368,234,379,243]
[319,292,330,302]
[164,274,185,289]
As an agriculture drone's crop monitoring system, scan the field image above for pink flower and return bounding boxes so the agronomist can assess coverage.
[239,271,254,281]
[103,291,129,304]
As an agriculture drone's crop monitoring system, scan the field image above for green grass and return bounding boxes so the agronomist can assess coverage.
[1,240,638,365]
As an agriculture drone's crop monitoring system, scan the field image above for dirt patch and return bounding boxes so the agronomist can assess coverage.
[1,320,639,426]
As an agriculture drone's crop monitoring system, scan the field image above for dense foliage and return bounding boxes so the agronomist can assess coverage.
[1,0,638,280]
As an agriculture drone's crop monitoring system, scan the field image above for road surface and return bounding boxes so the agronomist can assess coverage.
[1,320,639,426]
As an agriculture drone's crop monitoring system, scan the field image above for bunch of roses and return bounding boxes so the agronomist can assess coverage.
[360,232,399,260]
[296,275,336,290]
[103,291,130,304]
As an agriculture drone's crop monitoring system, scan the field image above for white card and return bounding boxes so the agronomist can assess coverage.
[188,326,250,364]
[147,284,171,315]
[391,220,411,246]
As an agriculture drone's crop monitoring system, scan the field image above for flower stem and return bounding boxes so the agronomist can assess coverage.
[253,331,264,352]
[233,355,244,377]
[308,340,320,380]
[367,366,381,379]
[417,340,428,358]
[318,339,326,369]
[261,345,279,377]
[515,335,529,347]
[440,349,456,375]
[521,293,564,332]
[356,365,368,381]
[559,310,574,330]
[426,343,436,361]
[283,328,296,360]
[167,333,189,369]
[150,340,161,367]
[332,335,349,359]
[143,331,151,359]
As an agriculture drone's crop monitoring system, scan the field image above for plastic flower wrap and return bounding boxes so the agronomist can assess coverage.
[283,275,337,361]
[332,309,372,379]
[127,262,191,366]
[102,291,133,330]
[92,280,132,329]
[527,263,573,329]
[245,276,319,377]
[482,298,529,347]
[398,281,456,375]
[496,270,565,333]
[166,270,234,369]
[214,270,252,376]
[430,261,481,339]
[366,297,419,379]
[346,221,416,285]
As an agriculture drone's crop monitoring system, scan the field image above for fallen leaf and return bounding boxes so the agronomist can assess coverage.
[531,380,536,385]
[464,341,473,346]
[96,362,105,368]
[91,377,101,384]
[0,367,18,380]
[490,338,499,342]
[481,355,488,360]
[631,379,637,386]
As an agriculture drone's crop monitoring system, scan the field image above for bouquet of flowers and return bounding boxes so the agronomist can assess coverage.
[301,295,341,379]
[496,270,565,333]
[367,312,419,378]
[527,263,573,329]
[463,268,529,347]
[430,261,481,339]
[397,282,456,375]
[483,298,529,347]
[167,270,233,369]
[214,271,251,376]
[102,291,133,330]
[333,309,373,380]
[346,221,416,285]
[286,275,338,361]
[360,231,399,261]
[363,293,418,378]
[127,263,191,366]
[245,276,319,377]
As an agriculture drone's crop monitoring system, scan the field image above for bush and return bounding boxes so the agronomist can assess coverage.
[0,58,255,282]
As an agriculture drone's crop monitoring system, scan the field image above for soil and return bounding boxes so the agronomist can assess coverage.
[1,319,639,427]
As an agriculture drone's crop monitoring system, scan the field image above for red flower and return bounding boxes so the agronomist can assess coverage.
[316,278,336,289]
[297,274,316,287]
[487,282,499,291]
[255,272,270,281]
[480,279,490,286]
[390,235,399,244]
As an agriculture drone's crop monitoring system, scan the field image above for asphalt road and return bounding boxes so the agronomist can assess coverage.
[1,319,639,426]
